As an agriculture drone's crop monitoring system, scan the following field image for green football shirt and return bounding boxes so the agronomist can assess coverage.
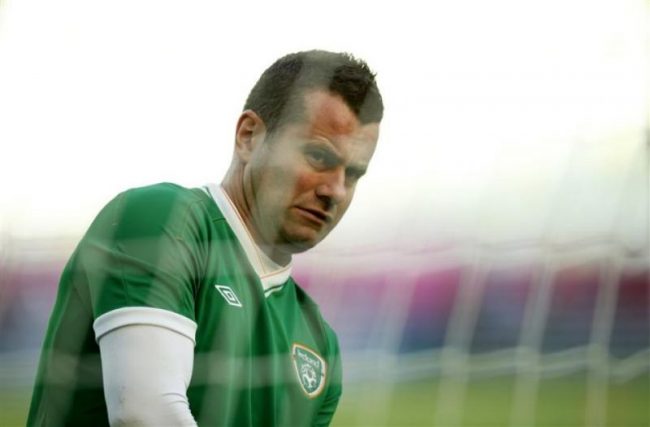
[28,183,342,426]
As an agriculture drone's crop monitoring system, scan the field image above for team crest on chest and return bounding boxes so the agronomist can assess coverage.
[291,343,327,398]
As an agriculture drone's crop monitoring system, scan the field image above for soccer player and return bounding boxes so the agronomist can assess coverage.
[27,50,383,426]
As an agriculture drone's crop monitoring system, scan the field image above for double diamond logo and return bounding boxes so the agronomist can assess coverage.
[292,343,327,398]
[214,285,243,307]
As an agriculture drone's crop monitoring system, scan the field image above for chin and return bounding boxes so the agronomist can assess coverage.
[281,231,324,254]
[286,237,319,254]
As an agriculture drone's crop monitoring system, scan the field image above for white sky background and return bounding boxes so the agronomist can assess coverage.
[0,0,648,253]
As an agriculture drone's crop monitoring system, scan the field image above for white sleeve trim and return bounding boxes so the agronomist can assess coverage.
[94,307,197,345]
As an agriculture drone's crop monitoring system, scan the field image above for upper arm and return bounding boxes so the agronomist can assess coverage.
[80,184,206,326]
[98,323,197,426]
[85,185,207,426]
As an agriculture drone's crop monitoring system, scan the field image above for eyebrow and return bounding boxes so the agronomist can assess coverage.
[346,164,367,178]
[309,137,342,158]
[309,137,369,176]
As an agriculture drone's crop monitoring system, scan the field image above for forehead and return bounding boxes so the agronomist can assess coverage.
[300,90,380,143]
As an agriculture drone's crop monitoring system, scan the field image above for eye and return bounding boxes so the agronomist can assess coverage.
[345,168,365,184]
[305,148,336,169]
[307,150,325,165]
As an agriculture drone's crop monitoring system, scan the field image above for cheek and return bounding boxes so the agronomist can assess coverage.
[260,166,309,214]
[337,194,353,216]
[280,161,319,198]
[293,172,319,195]
[258,158,294,192]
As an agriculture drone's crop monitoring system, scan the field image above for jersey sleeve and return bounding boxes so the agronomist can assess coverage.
[78,183,208,341]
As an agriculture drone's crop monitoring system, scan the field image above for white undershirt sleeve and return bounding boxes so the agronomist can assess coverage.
[98,324,198,427]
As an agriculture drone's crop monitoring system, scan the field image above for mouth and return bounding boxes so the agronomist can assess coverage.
[294,207,332,225]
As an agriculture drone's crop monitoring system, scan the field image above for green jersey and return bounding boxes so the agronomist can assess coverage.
[28,183,342,426]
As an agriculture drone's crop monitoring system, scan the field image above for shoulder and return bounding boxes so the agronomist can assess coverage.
[94,183,212,231]
[119,182,210,214]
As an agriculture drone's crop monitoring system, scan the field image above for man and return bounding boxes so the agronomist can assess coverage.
[28,49,383,426]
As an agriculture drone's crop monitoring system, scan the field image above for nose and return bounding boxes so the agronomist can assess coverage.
[315,168,347,207]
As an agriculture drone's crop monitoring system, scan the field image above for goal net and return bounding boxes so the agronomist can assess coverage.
[295,137,649,426]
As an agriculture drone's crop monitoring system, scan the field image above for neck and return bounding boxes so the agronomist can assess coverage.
[221,169,292,266]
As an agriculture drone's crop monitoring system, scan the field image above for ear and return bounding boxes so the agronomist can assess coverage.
[235,110,267,163]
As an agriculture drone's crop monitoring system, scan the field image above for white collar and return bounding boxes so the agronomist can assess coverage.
[204,183,292,296]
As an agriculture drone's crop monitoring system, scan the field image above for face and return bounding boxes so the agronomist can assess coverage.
[242,90,380,256]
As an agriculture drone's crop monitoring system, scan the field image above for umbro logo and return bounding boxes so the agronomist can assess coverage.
[214,285,243,307]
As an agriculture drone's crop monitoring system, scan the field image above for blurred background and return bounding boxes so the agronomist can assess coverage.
[1,0,648,425]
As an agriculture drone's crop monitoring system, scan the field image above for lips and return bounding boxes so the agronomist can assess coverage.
[294,207,332,225]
